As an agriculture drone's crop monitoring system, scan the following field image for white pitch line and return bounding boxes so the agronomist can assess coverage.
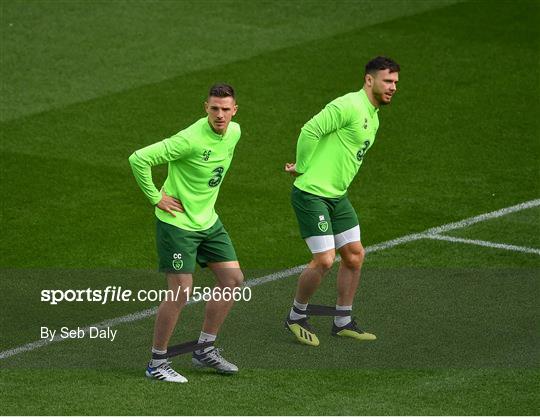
[1,198,539,360]
[0,232,437,360]
[422,234,540,255]
[424,199,540,235]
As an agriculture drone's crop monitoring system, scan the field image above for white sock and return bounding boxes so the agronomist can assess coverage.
[195,331,216,354]
[289,299,308,320]
[334,305,352,327]
[150,347,167,368]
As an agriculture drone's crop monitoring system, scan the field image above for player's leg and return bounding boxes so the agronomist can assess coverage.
[202,260,243,335]
[294,248,336,304]
[286,186,336,346]
[332,198,376,341]
[146,220,199,383]
[285,247,335,346]
[146,273,194,383]
[336,237,364,308]
[192,220,243,373]
[152,273,193,351]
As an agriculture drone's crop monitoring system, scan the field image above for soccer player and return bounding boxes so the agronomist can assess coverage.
[284,56,400,346]
[129,84,244,383]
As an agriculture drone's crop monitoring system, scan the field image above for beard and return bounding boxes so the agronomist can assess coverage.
[374,91,392,106]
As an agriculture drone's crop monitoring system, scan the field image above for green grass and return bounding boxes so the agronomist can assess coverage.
[1,0,539,415]
[1,241,539,414]
[2,369,538,415]
[1,0,460,121]
[2,0,539,270]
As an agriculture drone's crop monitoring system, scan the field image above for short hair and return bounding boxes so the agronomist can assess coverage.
[364,56,400,76]
[208,83,235,99]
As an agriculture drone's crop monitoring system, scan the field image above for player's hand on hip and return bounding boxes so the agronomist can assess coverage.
[284,162,300,177]
[157,191,185,217]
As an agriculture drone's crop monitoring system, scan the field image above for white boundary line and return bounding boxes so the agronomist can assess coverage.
[424,234,540,255]
[1,198,539,360]
[423,199,540,235]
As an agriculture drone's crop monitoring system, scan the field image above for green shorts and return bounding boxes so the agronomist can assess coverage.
[156,218,238,273]
[291,186,359,238]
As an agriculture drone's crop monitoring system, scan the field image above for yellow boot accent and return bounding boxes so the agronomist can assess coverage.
[286,321,320,346]
[335,329,376,341]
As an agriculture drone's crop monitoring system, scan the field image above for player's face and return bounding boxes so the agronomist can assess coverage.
[368,69,399,106]
[205,96,238,134]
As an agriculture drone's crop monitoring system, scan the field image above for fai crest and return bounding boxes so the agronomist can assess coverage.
[172,259,184,270]
[318,221,329,233]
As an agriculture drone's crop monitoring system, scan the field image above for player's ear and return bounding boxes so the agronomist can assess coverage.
[232,104,238,116]
[365,74,373,87]
[204,101,209,113]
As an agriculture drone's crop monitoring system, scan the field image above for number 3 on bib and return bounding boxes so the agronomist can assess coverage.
[208,166,224,187]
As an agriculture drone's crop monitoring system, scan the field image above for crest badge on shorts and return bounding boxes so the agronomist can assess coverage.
[317,215,328,233]
[318,221,329,232]
[172,259,183,270]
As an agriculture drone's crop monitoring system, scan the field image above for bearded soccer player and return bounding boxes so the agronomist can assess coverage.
[284,56,400,346]
[129,84,243,382]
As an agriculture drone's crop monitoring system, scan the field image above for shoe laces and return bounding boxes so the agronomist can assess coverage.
[206,347,234,366]
[206,347,223,359]
[296,317,315,332]
[348,317,364,332]
[160,360,180,377]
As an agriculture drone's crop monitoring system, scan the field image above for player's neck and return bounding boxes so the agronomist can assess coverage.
[363,86,380,108]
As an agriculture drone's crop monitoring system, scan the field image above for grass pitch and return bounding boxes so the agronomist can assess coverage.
[1,0,539,415]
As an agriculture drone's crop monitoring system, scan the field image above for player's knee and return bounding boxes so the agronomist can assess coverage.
[312,252,335,272]
[231,269,244,287]
[220,269,244,288]
[342,246,365,269]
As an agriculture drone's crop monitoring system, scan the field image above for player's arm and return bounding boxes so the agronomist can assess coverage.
[293,98,352,174]
[128,133,191,216]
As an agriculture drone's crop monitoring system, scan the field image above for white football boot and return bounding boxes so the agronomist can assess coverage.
[192,347,238,373]
[145,361,188,383]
